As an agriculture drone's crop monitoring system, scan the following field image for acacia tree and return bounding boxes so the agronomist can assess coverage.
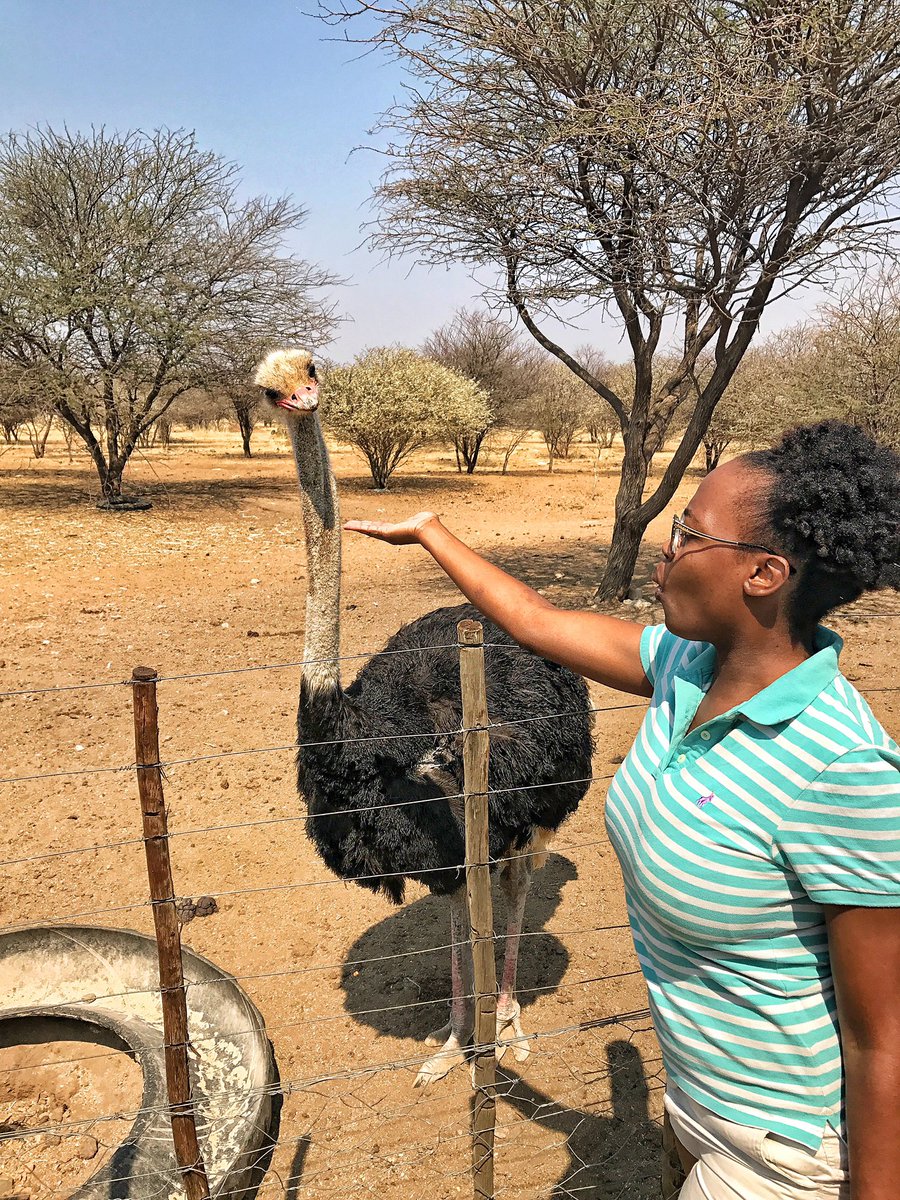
[0,362,36,442]
[0,363,55,457]
[197,342,273,458]
[231,393,259,458]
[529,359,594,470]
[323,346,491,488]
[701,326,828,471]
[423,307,539,472]
[333,0,900,597]
[573,345,619,449]
[814,273,900,449]
[0,127,335,506]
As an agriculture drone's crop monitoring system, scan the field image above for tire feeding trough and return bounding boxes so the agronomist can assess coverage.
[0,925,278,1199]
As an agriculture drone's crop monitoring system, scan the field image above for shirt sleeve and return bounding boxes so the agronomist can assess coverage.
[774,744,900,906]
[639,624,701,693]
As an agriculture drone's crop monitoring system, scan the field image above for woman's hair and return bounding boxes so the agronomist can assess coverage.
[746,420,899,640]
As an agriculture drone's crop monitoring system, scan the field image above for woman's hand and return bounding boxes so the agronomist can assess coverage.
[343,511,440,546]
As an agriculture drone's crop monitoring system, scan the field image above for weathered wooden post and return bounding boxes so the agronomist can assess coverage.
[131,666,211,1200]
[457,619,498,1200]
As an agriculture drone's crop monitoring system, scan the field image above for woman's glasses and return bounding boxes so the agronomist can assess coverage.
[669,514,790,564]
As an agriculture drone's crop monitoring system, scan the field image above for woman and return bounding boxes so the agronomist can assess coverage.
[346,419,900,1199]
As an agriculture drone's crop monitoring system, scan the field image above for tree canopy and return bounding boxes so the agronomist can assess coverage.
[331,0,900,595]
[323,346,491,488]
[815,273,900,450]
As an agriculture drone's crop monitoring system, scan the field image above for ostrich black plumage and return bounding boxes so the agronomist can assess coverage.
[254,348,594,1085]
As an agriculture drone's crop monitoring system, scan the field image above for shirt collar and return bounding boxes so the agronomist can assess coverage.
[737,626,843,726]
[676,626,843,728]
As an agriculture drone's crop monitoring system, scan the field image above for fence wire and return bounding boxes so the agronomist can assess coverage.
[0,830,620,938]
[0,638,545,700]
[0,771,619,870]
[0,1003,655,1145]
[1,604,897,701]
[0,699,645,788]
[3,634,896,1200]
[0,1011,667,1200]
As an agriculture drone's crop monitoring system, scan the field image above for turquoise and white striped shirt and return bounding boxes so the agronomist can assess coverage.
[604,624,900,1150]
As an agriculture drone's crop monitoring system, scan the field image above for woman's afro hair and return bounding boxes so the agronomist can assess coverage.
[747,420,899,633]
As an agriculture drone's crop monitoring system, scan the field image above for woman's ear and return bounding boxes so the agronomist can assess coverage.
[743,556,793,598]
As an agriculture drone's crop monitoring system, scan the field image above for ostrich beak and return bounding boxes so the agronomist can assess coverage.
[276,384,319,414]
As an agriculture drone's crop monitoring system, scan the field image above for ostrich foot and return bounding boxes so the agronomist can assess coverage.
[424,1020,452,1048]
[495,1001,530,1065]
[414,1033,468,1087]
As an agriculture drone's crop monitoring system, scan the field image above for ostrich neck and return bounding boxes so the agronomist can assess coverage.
[289,418,343,699]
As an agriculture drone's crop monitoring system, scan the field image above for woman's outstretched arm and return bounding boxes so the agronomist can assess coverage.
[344,512,653,696]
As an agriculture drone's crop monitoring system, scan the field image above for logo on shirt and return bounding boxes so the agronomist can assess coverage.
[696,794,714,808]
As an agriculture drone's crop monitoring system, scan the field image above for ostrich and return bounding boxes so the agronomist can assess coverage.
[254,348,593,1086]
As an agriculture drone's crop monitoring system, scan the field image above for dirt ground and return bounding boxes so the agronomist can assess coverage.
[0,426,897,1200]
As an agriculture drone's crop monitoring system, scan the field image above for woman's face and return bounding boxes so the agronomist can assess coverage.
[653,458,779,644]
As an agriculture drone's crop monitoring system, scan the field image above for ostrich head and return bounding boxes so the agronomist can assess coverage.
[254,348,319,416]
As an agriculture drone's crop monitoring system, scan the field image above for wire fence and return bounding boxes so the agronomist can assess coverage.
[2,1017,665,1200]
[2,621,897,1200]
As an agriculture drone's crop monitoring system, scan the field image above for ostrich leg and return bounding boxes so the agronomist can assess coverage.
[415,887,474,1087]
[496,852,533,1064]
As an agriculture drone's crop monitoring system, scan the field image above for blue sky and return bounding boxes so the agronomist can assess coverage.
[0,0,826,359]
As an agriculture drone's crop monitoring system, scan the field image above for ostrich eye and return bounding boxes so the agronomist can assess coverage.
[308,365,317,381]
[263,388,280,401]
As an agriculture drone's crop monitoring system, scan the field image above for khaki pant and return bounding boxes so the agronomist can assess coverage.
[664,1084,849,1199]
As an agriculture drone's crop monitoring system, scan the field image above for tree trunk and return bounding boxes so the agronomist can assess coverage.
[457,429,488,473]
[594,433,652,600]
[102,459,125,502]
[26,415,53,458]
[237,409,254,458]
[365,448,389,489]
[597,515,647,600]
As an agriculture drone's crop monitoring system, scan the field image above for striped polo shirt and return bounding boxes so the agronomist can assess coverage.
[604,623,900,1150]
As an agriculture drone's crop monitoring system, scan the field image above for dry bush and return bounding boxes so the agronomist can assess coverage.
[323,347,491,488]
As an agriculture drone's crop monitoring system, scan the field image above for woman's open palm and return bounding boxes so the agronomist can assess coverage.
[343,511,438,546]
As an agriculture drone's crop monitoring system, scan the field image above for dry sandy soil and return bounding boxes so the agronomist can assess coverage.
[0,427,896,1200]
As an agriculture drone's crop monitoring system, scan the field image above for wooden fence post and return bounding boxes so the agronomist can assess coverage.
[457,620,498,1200]
[131,666,211,1200]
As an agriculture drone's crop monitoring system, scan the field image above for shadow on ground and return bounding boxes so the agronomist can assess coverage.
[392,528,661,611]
[493,1038,664,1199]
[284,1134,312,1200]
[0,462,481,513]
[277,1035,664,1200]
[463,542,664,609]
[340,854,576,1040]
[0,465,292,513]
